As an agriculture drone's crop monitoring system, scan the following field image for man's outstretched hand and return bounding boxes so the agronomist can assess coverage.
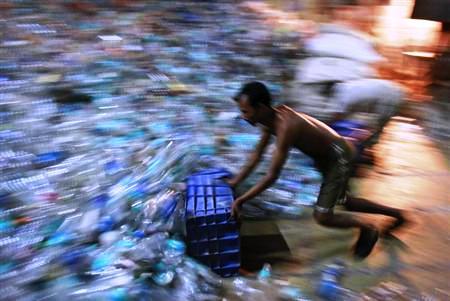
[230,199,243,222]
[225,177,239,189]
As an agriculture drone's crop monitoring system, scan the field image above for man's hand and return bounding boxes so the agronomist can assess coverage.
[215,176,238,189]
[230,199,243,221]
[225,177,239,189]
[222,129,270,190]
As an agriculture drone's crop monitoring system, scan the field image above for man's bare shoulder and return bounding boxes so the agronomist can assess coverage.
[274,108,302,144]
[276,106,305,128]
[276,105,305,119]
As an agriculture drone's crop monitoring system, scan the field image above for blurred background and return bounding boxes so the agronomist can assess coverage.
[0,0,448,300]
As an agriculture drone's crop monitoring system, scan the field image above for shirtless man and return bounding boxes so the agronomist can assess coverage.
[228,82,406,259]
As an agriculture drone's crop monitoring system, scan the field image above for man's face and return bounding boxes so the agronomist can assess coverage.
[237,95,259,126]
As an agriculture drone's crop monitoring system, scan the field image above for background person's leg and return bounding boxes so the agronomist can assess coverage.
[360,82,404,150]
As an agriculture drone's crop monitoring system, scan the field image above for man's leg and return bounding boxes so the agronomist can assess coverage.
[343,197,406,234]
[315,179,379,258]
[313,209,371,229]
[315,141,380,259]
[313,209,379,259]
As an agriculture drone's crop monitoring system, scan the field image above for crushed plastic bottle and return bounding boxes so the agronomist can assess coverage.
[316,262,358,301]
[278,285,310,301]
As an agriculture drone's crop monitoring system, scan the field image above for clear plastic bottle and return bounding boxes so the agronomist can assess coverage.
[257,263,272,283]
[77,193,109,236]
[162,238,186,267]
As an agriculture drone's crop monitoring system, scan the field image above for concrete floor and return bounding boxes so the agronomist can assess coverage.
[247,119,450,299]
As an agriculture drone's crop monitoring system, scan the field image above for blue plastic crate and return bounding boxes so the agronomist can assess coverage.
[185,169,240,277]
[331,120,375,158]
[331,120,369,141]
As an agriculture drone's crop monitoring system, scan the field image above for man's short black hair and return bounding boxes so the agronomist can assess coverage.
[233,81,272,107]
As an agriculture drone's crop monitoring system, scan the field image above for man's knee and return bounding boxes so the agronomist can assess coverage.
[313,210,333,226]
[341,196,356,210]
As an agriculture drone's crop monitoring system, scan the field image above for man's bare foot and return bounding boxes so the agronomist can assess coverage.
[382,211,412,237]
[353,227,379,260]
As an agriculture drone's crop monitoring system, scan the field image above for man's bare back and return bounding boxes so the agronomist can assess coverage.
[270,105,345,164]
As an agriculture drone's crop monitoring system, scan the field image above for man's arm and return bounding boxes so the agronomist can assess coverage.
[233,129,290,206]
[228,129,271,187]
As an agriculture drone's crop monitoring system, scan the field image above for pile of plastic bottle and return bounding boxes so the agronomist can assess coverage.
[1,1,442,300]
[0,0,325,300]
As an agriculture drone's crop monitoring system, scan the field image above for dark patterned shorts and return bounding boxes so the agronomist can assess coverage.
[315,140,356,214]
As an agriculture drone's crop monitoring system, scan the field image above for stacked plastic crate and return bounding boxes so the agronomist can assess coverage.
[185,169,240,277]
[330,120,368,139]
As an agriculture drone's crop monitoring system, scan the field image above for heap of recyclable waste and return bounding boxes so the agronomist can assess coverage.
[0,0,323,300]
[1,1,439,300]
